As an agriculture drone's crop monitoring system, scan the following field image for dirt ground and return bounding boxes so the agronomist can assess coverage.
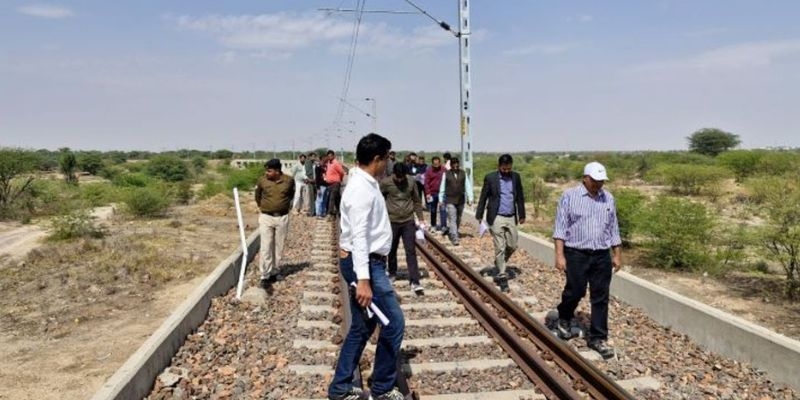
[0,194,261,400]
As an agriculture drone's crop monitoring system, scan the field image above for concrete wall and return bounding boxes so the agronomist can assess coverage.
[91,231,260,400]
[510,227,800,389]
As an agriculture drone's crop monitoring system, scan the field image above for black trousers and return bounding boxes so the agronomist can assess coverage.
[387,220,421,284]
[556,247,612,342]
[327,182,342,217]
[428,196,439,227]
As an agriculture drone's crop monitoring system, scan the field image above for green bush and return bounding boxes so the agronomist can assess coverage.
[123,186,172,217]
[191,156,207,173]
[225,164,263,191]
[637,197,714,270]
[80,182,120,206]
[78,152,104,175]
[529,178,554,217]
[716,150,765,182]
[49,208,105,240]
[170,181,193,205]
[612,188,646,247]
[755,151,800,176]
[145,155,191,182]
[198,181,227,199]
[113,172,156,188]
[646,164,730,197]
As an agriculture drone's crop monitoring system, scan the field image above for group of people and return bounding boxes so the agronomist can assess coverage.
[253,133,623,400]
[289,150,347,221]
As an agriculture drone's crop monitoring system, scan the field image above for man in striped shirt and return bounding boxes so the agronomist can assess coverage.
[552,161,622,359]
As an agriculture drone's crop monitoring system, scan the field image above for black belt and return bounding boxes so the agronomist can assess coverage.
[566,247,609,255]
[369,253,388,262]
[261,211,288,217]
[498,213,514,217]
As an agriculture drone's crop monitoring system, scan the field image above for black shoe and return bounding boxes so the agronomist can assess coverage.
[588,340,615,359]
[329,387,367,400]
[497,275,509,293]
[556,319,577,340]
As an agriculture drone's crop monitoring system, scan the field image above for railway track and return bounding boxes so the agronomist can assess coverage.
[408,231,636,400]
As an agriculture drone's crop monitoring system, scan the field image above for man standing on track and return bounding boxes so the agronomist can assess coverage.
[328,133,405,400]
[438,157,473,246]
[325,150,346,218]
[254,159,295,289]
[305,152,317,216]
[475,154,526,293]
[552,161,621,359]
[291,154,308,215]
[381,162,426,294]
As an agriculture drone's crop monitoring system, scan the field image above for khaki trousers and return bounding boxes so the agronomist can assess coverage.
[490,215,518,276]
[259,213,289,279]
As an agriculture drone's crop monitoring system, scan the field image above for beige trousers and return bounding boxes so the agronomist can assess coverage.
[490,215,518,276]
[259,213,289,279]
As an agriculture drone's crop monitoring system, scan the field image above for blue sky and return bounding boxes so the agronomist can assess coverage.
[2,1,799,153]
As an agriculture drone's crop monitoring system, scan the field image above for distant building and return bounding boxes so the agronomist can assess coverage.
[229,159,298,171]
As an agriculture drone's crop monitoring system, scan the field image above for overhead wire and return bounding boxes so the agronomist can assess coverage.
[331,0,366,132]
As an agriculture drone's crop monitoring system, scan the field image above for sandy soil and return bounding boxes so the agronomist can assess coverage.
[0,195,261,400]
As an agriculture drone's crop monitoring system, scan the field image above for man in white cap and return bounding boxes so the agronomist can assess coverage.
[551,161,621,359]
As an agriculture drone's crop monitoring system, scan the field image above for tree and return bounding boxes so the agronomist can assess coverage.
[0,149,39,218]
[755,175,800,300]
[78,151,104,175]
[688,128,741,157]
[145,155,191,182]
[59,148,78,185]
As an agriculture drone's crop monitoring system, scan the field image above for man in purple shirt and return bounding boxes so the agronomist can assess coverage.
[476,154,526,293]
[552,161,622,359]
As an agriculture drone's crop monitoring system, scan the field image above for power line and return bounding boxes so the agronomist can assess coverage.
[402,0,458,36]
[332,0,366,128]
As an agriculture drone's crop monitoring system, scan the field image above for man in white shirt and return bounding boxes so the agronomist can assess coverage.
[291,154,308,214]
[328,133,405,400]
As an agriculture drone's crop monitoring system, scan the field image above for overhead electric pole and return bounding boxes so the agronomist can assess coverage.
[457,0,473,190]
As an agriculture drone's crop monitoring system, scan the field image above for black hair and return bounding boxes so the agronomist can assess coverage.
[327,149,335,156]
[450,157,460,164]
[307,151,316,157]
[498,153,513,165]
[408,152,417,157]
[265,159,281,171]
[393,162,406,176]
[443,152,452,160]
[356,133,392,166]
[432,156,441,162]
[299,154,306,159]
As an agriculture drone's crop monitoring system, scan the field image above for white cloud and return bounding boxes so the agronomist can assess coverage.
[17,4,74,19]
[578,15,594,23]
[171,12,457,58]
[503,43,578,57]
[628,39,800,73]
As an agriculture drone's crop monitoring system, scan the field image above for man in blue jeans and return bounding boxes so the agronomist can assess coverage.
[328,133,405,400]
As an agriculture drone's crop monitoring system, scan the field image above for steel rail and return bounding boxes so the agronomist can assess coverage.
[416,239,582,399]
[419,232,636,400]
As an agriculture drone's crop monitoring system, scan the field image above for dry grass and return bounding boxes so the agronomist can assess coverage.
[0,194,259,339]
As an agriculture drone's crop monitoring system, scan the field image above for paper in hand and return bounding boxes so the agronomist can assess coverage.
[415,228,426,243]
[478,220,489,237]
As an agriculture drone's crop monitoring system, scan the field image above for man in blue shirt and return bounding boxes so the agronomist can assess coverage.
[552,161,622,359]
[476,154,526,293]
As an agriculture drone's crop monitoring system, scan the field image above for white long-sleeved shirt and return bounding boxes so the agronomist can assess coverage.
[339,167,392,280]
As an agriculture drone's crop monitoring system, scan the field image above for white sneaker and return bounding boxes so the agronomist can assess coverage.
[411,283,424,295]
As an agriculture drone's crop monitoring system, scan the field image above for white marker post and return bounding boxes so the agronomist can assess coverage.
[233,188,249,300]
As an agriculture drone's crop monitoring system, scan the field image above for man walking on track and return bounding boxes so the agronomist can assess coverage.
[475,154,526,293]
[254,159,295,289]
[423,156,445,232]
[438,157,473,246]
[328,133,405,400]
[381,163,426,294]
[552,161,622,359]
[304,152,317,216]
